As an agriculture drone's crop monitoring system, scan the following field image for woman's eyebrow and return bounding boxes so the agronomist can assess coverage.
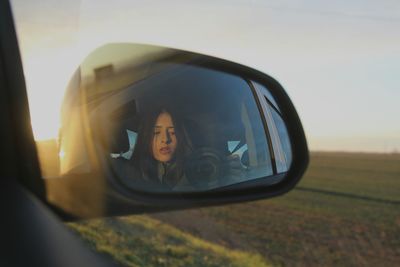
[154,126,175,129]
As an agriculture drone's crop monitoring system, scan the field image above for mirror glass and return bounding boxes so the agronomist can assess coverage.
[58,43,292,193]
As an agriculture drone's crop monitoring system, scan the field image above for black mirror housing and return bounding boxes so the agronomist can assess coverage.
[38,43,309,220]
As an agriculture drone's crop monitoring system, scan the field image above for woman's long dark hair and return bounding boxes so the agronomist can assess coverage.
[131,106,192,187]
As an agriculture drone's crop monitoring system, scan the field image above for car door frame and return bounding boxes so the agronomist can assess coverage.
[0,0,120,266]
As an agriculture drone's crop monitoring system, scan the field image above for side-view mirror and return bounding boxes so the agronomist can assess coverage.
[41,43,308,219]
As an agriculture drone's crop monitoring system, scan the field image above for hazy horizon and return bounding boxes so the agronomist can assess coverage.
[11,0,400,152]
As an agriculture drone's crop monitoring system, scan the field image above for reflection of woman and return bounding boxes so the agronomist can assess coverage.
[114,106,246,191]
[130,107,193,190]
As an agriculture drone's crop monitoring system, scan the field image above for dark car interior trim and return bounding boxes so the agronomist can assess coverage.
[0,0,45,197]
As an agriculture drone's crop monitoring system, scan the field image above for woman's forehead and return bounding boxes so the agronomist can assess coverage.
[155,112,174,126]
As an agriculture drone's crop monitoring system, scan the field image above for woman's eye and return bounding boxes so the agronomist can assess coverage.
[153,131,160,135]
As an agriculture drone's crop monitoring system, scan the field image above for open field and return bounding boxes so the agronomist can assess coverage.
[68,216,270,267]
[68,152,400,266]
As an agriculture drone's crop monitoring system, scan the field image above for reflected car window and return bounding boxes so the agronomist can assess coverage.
[268,102,292,171]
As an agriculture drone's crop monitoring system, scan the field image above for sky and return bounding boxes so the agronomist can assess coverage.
[10,0,400,152]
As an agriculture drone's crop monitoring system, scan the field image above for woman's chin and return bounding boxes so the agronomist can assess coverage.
[154,155,172,163]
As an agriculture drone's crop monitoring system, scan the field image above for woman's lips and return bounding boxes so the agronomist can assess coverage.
[159,147,171,155]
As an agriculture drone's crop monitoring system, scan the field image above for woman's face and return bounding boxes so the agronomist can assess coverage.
[152,112,177,162]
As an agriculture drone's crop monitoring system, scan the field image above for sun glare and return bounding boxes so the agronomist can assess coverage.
[24,50,82,141]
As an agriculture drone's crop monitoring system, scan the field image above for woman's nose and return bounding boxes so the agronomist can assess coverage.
[162,131,172,144]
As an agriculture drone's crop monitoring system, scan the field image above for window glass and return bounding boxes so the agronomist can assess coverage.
[9,1,400,266]
[269,103,292,171]
[253,81,292,173]
[254,81,280,112]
